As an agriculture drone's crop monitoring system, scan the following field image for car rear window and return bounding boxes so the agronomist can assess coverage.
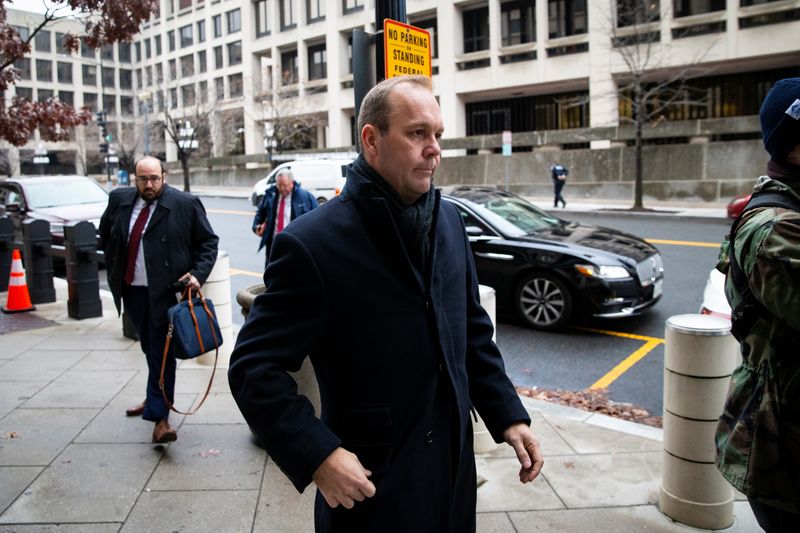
[24,179,108,208]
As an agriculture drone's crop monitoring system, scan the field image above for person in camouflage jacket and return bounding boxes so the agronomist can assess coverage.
[715,77,800,532]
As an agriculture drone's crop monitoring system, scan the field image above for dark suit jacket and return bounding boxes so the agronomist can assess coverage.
[99,184,219,326]
[252,182,318,252]
[229,168,529,532]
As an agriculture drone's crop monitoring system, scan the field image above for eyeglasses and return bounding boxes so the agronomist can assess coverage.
[135,175,163,184]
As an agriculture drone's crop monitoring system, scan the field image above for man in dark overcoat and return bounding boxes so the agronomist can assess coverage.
[100,156,219,443]
[229,76,543,532]
[252,169,318,267]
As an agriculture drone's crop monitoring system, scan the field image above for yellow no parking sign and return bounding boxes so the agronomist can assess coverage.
[383,19,432,79]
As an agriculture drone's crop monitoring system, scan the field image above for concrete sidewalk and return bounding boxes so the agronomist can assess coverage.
[0,280,757,532]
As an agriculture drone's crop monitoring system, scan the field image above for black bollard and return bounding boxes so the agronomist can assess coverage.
[22,219,56,304]
[64,221,102,319]
[0,217,14,292]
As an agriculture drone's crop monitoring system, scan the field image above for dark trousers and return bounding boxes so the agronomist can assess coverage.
[553,180,566,207]
[122,285,174,422]
[749,498,800,533]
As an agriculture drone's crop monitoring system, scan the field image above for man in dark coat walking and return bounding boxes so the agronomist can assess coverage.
[229,76,543,532]
[100,156,219,443]
[252,169,318,267]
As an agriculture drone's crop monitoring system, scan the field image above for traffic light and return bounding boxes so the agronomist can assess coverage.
[96,110,108,138]
[99,142,109,154]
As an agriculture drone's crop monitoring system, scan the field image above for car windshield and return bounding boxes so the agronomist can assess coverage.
[24,180,108,209]
[468,196,562,237]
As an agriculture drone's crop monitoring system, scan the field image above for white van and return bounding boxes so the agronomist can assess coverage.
[251,159,352,206]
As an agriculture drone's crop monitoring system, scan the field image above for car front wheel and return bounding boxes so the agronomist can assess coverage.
[316,196,327,204]
[515,272,573,330]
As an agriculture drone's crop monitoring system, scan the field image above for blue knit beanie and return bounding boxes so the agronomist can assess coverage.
[760,77,800,162]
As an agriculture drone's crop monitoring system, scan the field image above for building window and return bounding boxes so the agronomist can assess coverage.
[501,0,535,46]
[81,40,95,58]
[155,63,163,83]
[168,30,176,52]
[135,68,142,89]
[227,41,242,65]
[198,50,207,73]
[57,61,72,83]
[170,88,178,109]
[36,59,52,82]
[466,91,589,134]
[673,0,725,18]
[617,0,659,27]
[145,39,152,59]
[83,92,97,111]
[155,35,162,55]
[280,0,296,30]
[34,30,51,52]
[166,0,174,16]
[38,89,54,103]
[181,84,196,106]
[308,43,326,80]
[135,42,141,62]
[103,94,116,115]
[343,0,363,14]
[181,54,195,76]
[214,45,224,69]
[13,25,30,41]
[14,58,31,80]
[169,59,177,80]
[229,73,243,97]
[215,77,225,101]
[463,7,490,53]
[199,80,208,103]
[548,0,587,38]
[179,0,192,9]
[101,44,114,60]
[213,15,223,38]
[119,42,132,62]
[119,69,133,89]
[82,64,97,85]
[281,49,298,84]
[307,0,325,23]
[179,25,193,48]
[15,87,33,100]
[145,65,153,86]
[197,20,206,42]
[256,0,270,36]
[55,32,70,55]
[411,17,438,59]
[120,96,134,114]
[227,9,242,33]
[102,66,115,88]
[58,90,73,106]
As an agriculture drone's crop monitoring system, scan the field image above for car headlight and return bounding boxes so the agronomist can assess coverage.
[575,264,631,280]
[50,222,65,234]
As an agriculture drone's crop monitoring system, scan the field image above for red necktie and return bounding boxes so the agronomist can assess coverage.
[276,196,286,233]
[124,203,151,285]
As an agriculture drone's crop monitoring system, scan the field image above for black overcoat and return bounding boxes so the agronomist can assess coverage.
[229,171,529,532]
[99,184,219,325]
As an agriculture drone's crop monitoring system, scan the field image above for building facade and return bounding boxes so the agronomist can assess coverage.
[3,1,800,191]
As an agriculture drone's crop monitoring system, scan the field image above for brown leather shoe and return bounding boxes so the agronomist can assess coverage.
[125,401,146,417]
[152,419,177,443]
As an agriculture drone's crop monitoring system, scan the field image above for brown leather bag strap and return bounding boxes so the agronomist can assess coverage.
[159,288,219,416]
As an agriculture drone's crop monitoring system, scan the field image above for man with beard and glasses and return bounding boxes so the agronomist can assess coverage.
[99,156,218,443]
[229,76,543,532]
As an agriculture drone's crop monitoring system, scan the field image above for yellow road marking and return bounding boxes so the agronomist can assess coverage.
[646,238,720,248]
[229,268,263,278]
[572,326,665,390]
[207,208,253,216]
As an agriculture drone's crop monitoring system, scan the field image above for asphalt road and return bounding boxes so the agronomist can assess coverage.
[202,197,733,417]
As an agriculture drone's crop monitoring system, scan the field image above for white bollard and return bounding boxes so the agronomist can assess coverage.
[473,285,499,454]
[197,251,233,367]
[659,314,741,530]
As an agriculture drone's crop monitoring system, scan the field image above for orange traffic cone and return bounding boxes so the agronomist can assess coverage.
[2,249,35,313]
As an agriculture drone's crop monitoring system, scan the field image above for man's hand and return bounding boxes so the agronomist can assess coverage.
[179,272,201,290]
[312,447,376,509]
[502,422,543,483]
[255,223,266,237]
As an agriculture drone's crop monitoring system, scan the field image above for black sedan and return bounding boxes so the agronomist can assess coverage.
[443,187,663,330]
[0,175,109,245]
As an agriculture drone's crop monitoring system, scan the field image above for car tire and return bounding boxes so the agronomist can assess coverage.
[514,272,573,331]
[317,196,327,205]
[254,195,264,207]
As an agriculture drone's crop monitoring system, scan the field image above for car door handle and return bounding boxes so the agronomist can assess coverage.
[475,252,514,261]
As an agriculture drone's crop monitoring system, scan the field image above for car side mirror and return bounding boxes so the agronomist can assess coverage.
[4,202,21,213]
[465,226,485,237]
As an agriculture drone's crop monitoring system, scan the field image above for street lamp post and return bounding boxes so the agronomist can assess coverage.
[138,91,152,155]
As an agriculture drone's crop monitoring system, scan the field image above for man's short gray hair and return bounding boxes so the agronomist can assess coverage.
[357,76,433,140]
[276,168,294,181]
